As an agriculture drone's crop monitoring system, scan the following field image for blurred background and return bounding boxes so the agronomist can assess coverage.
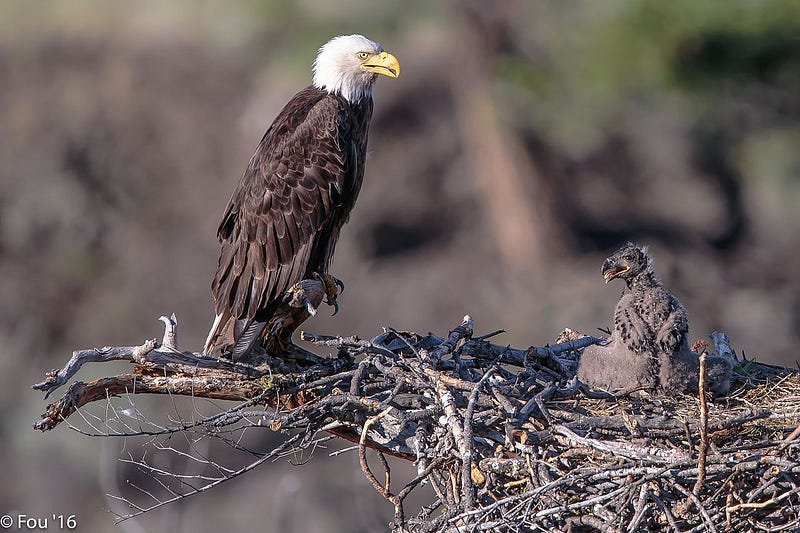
[2,0,799,531]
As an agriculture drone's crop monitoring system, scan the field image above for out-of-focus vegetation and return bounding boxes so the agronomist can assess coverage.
[2,1,799,531]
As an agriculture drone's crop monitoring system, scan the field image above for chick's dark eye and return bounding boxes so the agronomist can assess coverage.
[357,52,369,60]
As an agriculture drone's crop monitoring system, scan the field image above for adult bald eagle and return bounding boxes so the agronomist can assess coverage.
[203,35,399,359]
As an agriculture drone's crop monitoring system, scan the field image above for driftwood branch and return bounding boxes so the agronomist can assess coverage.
[32,339,262,400]
[31,302,800,531]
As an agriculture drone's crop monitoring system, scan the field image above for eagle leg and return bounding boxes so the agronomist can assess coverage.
[314,272,344,316]
[284,281,318,316]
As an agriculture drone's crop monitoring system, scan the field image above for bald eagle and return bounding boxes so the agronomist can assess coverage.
[203,35,399,359]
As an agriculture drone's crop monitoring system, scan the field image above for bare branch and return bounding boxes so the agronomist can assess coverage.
[694,353,710,496]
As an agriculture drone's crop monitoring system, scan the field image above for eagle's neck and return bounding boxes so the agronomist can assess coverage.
[313,71,375,104]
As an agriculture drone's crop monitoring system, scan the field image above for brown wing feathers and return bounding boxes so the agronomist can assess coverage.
[206,88,356,356]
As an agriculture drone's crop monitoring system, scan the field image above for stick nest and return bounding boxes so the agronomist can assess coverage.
[33,315,800,532]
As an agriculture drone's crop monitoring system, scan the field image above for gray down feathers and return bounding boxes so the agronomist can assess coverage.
[578,243,732,395]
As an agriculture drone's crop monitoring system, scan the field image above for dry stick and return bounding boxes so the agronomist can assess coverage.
[566,515,618,532]
[626,484,651,533]
[396,457,448,503]
[391,460,451,533]
[377,451,392,495]
[453,470,657,524]
[350,358,372,396]
[461,362,499,512]
[674,483,717,533]
[777,422,800,453]
[359,407,397,505]
[33,340,158,398]
[726,485,800,512]
[422,315,474,365]
[531,481,636,519]
[552,425,688,463]
[32,340,264,399]
[651,493,683,532]
[724,481,735,531]
[433,380,467,476]
[418,321,479,510]
[516,382,556,427]
[459,334,603,368]
[693,353,709,497]
[33,316,273,399]
[159,314,178,350]
[34,374,269,431]
[113,430,308,522]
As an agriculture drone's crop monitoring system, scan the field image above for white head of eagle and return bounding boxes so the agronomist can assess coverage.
[313,34,400,103]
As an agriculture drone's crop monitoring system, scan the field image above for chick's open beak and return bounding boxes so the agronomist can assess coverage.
[602,259,629,283]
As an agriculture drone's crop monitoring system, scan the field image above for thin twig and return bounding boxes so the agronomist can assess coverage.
[693,353,709,496]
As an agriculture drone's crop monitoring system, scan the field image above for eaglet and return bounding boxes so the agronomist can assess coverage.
[577,243,732,395]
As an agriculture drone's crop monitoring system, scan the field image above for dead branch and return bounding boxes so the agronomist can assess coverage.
[32,339,263,400]
[694,353,710,496]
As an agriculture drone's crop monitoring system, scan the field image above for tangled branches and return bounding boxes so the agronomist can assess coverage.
[33,313,800,531]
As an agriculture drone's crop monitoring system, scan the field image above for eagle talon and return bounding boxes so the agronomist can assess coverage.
[313,272,343,316]
[305,298,318,317]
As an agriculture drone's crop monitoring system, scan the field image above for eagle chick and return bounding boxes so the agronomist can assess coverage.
[578,243,732,395]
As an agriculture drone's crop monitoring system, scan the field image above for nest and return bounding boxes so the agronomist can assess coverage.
[301,319,800,532]
[34,314,800,531]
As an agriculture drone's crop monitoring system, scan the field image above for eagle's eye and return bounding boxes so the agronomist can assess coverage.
[357,51,369,60]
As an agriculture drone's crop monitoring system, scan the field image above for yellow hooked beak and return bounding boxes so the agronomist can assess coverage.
[362,51,400,78]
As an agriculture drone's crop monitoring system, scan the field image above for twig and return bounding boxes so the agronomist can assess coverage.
[652,493,683,532]
[674,483,717,533]
[777,422,800,453]
[461,361,498,511]
[693,353,709,496]
[114,431,308,522]
[626,484,650,533]
[552,425,689,463]
[421,315,473,365]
